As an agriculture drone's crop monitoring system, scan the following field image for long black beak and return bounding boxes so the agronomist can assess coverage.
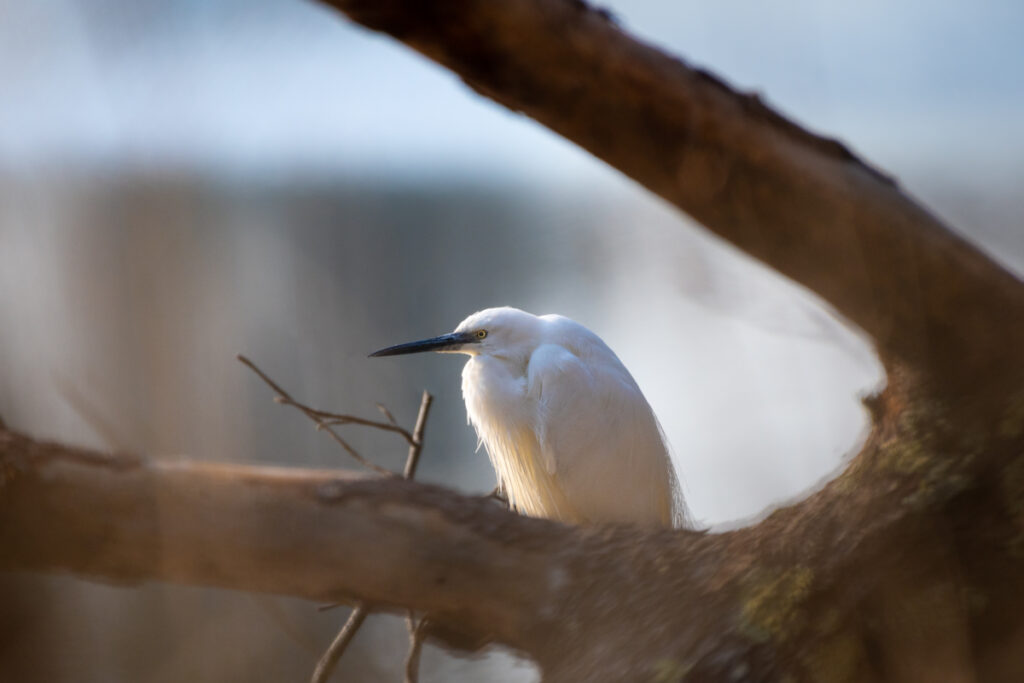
[369,331,475,357]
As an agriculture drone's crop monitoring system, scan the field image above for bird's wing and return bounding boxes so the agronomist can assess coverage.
[528,343,682,526]
[527,344,606,478]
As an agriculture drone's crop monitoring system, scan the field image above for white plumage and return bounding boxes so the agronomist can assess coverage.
[372,307,686,527]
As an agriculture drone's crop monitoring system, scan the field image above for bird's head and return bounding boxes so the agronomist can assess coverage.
[370,307,542,359]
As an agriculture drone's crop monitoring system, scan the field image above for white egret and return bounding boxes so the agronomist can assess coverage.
[371,307,686,528]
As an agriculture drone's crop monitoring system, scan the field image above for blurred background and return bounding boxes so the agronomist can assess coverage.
[0,0,1021,681]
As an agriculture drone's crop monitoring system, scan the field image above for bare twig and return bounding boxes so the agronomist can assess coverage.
[237,354,394,476]
[402,391,434,681]
[377,403,400,428]
[310,603,369,683]
[403,391,433,479]
[309,389,434,683]
[279,399,415,445]
[316,603,344,613]
[404,617,430,683]
[238,354,439,681]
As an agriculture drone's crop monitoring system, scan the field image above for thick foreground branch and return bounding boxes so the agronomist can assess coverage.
[0,428,547,648]
[323,0,1024,392]
[4,407,1024,682]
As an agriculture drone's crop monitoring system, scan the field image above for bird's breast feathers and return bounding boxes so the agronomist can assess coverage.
[462,353,581,520]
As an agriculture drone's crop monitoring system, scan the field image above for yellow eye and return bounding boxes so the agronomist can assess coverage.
[476,329,488,339]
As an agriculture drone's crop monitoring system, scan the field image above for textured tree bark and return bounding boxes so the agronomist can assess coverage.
[3,1,1024,681]
[0,430,550,648]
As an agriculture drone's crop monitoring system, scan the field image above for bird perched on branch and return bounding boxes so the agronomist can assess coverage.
[371,307,686,528]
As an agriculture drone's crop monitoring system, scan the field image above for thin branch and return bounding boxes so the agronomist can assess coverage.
[238,353,439,681]
[404,617,429,683]
[237,354,394,476]
[401,391,434,682]
[317,603,344,612]
[310,390,434,683]
[283,402,415,446]
[311,603,369,683]
[403,391,433,479]
[377,403,400,428]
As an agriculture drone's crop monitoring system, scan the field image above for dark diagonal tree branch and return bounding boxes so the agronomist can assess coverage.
[321,0,1024,394]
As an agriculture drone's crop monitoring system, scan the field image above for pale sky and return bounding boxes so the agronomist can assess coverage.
[1,0,1021,186]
